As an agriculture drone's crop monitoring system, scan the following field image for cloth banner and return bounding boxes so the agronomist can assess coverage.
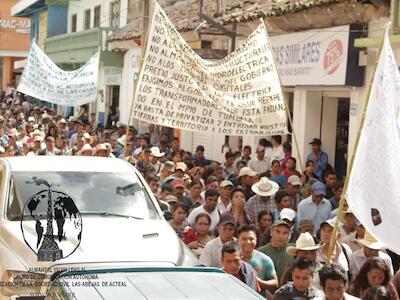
[132,3,288,136]
[17,41,99,106]
[346,28,400,253]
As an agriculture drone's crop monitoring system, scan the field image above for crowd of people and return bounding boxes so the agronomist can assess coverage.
[2,93,400,300]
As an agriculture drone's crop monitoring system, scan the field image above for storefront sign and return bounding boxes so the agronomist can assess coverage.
[132,3,288,136]
[0,18,30,34]
[104,67,122,85]
[271,25,363,86]
[17,41,100,106]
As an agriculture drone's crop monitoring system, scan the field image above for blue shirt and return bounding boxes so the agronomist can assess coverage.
[306,151,328,180]
[245,250,277,280]
[271,174,286,186]
[296,196,332,234]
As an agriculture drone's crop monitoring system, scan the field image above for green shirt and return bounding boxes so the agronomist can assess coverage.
[257,243,294,280]
[245,250,277,280]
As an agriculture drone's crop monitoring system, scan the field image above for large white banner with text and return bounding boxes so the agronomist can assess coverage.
[346,29,400,253]
[132,3,288,136]
[17,41,99,106]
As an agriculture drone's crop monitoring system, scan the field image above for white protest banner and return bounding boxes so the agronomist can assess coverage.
[346,29,400,253]
[132,3,288,136]
[17,41,99,106]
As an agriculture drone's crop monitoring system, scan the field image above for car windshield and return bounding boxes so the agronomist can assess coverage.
[7,171,160,221]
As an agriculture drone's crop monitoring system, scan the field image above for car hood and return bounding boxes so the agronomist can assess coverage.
[1,218,195,271]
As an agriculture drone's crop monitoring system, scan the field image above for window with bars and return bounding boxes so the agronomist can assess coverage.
[110,0,120,27]
[71,14,77,33]
[110,0,120,28]
[84,9,91,30]
[94,5,101,27]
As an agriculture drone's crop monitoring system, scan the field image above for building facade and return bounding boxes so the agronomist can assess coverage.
[0,0,30,92]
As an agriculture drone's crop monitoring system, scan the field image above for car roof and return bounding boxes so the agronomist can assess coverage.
[1,157,135,173]
[53,267,264,299]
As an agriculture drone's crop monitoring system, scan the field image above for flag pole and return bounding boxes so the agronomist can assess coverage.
[325,24,390,263]
[261,18,304,173]
[124,0,153,155]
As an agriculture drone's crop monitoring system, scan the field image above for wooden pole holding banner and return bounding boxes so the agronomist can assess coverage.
[325,24,389,263]
[261,19,304,173]
[124,0,152,155]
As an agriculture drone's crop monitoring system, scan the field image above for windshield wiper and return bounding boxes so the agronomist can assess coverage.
[81,212,144,220]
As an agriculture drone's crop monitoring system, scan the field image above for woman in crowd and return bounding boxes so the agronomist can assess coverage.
[190,213,212,257]
[222,188,250,232]
[169,203,197,246]
[350,257,399,299]
[303,160,317,180]
[256,210,274,247]
[270,159,286,186]
[301,160,318,197]
[45,123,58,139]
[187,178,204,209]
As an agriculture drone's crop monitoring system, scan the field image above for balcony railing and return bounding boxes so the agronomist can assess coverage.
[45,27,123,66]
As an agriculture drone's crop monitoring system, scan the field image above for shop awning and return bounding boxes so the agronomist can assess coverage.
[11,0,46,17]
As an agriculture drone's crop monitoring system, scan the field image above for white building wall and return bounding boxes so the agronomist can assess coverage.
[292,89,322,170]
[321,97,338,167]
[68,0,111,33]
[119,47,140,125]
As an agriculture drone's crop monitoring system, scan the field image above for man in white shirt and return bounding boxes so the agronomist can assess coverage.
[216,180,233,214]
[349,231,394,280]
[248,145,270,175]
[188,189,220,232]
[199,215,236,267]
[296,182,332,234]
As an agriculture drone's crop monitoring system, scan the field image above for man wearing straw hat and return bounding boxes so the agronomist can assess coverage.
[349,231,394,280]
[281,232,322,287]
[245,177,279,227]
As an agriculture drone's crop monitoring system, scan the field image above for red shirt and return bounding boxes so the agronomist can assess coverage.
[283,169,301,180]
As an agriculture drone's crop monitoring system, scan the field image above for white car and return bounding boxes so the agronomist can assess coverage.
[0,156,198,298]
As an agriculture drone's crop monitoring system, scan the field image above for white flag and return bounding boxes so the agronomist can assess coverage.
[132,3,288,136]
[346,28,400,253]
[17,41,100,106]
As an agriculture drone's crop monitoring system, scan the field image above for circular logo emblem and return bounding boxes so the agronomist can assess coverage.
[21,188,82,262]
[323,39,344,75]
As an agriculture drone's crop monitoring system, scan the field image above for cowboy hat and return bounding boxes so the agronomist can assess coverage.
[150,146,165,158]
[359,231,385,250]
[286,232,321,256]
[251,177,279,197]
[78,144,93,155]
